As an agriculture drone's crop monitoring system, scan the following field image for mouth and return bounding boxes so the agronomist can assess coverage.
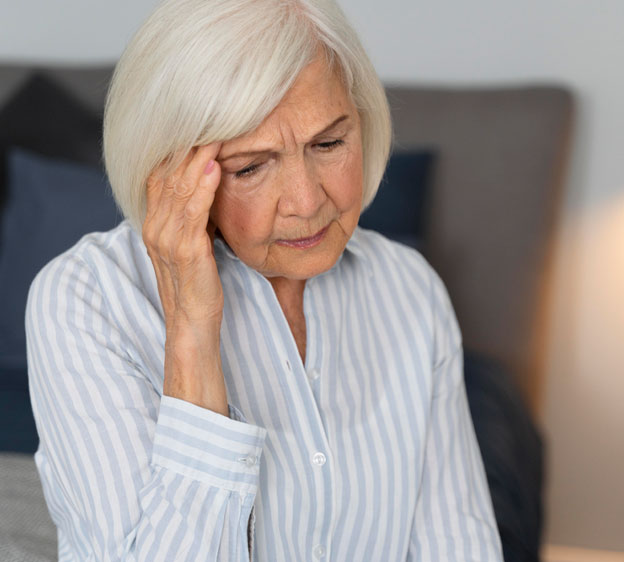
[275,225,330,249]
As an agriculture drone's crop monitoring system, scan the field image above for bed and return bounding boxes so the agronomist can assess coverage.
[0,64,574,561]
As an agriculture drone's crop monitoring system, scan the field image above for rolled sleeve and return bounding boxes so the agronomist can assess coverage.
[153,396,267,495]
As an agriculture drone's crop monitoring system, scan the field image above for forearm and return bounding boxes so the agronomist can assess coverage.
[163,320,228,416]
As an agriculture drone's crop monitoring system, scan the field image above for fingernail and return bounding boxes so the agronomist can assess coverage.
[204,160,215,174]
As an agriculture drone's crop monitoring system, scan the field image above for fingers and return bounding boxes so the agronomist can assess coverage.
[143,143,223,273]
[144,143,221,228]
[166,144,221,222]
[144,152,187,230]
[159,149,195,227]
[181,159,222,239]
[166,148,201,220]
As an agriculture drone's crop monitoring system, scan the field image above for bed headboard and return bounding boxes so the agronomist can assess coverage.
[386,85,574,413]
[0,65,574,414]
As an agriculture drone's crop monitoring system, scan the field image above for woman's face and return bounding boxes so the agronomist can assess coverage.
[211,57,363,281]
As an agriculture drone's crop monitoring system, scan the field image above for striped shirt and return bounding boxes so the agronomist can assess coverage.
[26,220,502,561]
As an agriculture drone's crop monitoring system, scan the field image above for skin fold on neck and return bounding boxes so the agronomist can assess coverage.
[269,277,307,364]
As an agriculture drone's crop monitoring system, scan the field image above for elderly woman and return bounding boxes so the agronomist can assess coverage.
[26,0,503,560]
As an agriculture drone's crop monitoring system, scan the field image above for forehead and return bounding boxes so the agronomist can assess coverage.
[219,58,355,156]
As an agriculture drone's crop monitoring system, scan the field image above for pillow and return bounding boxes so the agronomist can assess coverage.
[463,350,544,562]
[0,384,38,453]
[358,150,435,250]
[0,148,121,371]
[0,73,103,217]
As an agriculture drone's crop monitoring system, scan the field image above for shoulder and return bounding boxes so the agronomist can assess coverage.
[348,226,461,349]
[348,226,439,291]
[29,220,147,292]
[26,221,163,377]
[27,220,156,328]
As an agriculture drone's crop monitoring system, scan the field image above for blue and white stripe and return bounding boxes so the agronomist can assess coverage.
[26,220,502,561]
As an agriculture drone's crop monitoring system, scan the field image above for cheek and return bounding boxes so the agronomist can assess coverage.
[211,191,243,238]
[212,189,274,245]
[332,149,363,210]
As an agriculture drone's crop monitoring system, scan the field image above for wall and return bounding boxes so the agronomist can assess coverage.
[0,0,154,63]
[1,0,622,551]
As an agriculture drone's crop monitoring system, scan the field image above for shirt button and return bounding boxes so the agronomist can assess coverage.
[313,544,326,558]
[239,454,257,467]
[308,368,321,381]
[312,452,326,466]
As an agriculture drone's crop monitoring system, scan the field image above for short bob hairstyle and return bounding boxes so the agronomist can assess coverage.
[103,0,392,232]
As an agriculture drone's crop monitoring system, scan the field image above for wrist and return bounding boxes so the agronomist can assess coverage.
[163,321,227,416]
[165,329,222,375]
[165,314,221,350]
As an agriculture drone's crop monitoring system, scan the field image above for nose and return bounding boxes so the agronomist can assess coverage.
[277,155,326,219]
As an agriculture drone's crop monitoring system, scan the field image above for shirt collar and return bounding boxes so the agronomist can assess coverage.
[343,227,374,277]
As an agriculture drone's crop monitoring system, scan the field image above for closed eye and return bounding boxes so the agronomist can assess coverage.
[234,163,262,178]
[232,139,344,178]
[315,139,344,151]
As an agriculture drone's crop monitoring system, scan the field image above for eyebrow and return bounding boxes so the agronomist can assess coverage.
[219,114,350,162]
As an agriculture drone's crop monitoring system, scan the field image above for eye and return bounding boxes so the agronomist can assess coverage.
[315,139,344,151]
[234,163,262,179]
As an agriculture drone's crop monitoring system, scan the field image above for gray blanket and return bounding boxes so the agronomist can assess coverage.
[0,453,56,561]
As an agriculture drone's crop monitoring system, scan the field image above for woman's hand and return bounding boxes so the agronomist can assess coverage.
[142,143,229,415]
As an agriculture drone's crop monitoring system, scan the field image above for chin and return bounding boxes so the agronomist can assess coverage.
[271,226,350,279]
[270,243,346,280]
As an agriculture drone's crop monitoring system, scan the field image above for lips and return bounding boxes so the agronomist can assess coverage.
[275,225,330,249]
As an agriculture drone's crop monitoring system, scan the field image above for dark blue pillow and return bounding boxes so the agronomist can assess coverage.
[464,350,544,562]
[0,367,37,453]
[0,74,104,226]
[0,148,121,371]
[358,150,435,250]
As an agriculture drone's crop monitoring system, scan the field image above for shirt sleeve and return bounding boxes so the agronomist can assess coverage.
[407,268,503,561]
[26,251,267,562]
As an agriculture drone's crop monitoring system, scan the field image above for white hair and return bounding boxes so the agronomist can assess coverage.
[103,0,392,231]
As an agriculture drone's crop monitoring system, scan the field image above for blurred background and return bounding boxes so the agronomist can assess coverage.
[0,0,622,560]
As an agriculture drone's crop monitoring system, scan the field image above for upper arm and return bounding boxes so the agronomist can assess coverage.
[407,268,503,561]
[26,252,160,556]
